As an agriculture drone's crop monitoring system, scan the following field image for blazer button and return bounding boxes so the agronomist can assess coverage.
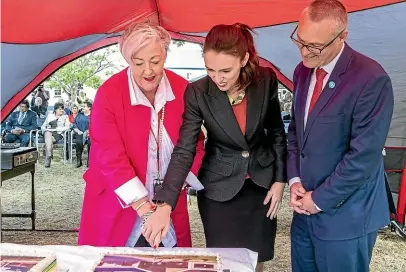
[301,153,305,158]
[241,151,250,158]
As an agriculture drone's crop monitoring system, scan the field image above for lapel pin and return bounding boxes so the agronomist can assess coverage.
[328,81,335,89]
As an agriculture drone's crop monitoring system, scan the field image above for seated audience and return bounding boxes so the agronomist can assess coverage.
[72,101,92,167]
[69,104,80,123]
[41,102,70,168]
[4,100,38,146]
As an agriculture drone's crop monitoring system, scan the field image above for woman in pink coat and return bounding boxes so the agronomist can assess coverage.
[78,22,205,248]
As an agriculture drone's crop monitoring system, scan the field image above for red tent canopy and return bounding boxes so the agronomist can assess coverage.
[3,0,402,43]
[2,0,405,149]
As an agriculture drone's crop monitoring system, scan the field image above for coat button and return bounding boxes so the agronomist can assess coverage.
[301,153,305,158]
[241,151,250,158]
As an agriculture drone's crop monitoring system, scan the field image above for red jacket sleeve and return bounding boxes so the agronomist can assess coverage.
[88,81,138,192]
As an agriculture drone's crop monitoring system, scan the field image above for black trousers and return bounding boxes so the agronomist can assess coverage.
[75,134,91,162]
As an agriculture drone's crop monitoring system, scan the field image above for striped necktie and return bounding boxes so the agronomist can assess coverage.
[18,112,26,124]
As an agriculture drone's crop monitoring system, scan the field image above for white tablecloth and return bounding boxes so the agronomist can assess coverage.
[0,243,258,271]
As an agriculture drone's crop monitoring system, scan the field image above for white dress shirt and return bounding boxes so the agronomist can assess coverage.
[114,70,175,206]
[289,44,345,190]
[115,69,203,247]
[115,69,203,207]
[41,113,70,134]
[120,68,177,247]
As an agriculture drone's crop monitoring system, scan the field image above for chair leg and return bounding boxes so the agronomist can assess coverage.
[70,133,74,164]
[63,138,68,164]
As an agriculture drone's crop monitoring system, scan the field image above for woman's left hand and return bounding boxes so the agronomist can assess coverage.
[142,204,172,248]
[264,182,285,219]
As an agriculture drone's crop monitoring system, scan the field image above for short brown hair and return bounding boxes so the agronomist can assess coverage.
[20,99,30,109]
[203,23,260,90]
[308,0,348,30]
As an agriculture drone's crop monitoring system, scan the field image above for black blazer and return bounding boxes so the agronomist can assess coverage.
[154,67,287,208]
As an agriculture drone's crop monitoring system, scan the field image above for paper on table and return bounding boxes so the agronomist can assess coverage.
[185,171,204,191]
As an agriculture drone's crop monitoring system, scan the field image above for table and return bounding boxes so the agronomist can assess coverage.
[0,243,258,271]
[1,162,36,231]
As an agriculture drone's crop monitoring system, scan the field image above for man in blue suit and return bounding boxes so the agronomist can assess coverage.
[287,1,394,271]
[4,100,38,146]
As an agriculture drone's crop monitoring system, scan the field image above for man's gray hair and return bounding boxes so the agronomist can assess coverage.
[307,0,348,31]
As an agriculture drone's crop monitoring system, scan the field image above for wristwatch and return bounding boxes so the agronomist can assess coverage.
[153,200,165,206]
[153,200,170,209]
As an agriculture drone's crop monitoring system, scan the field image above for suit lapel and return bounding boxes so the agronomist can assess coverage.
[302,75,342,146]
[296,68,312,146]
[245,78,265,142]
[204,80,249,150]
[302,44,353,148]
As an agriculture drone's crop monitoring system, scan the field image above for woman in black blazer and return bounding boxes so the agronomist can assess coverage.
[145,23,287,271]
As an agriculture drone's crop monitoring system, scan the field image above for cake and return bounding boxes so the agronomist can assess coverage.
[0,249,56,272]
[92,249,222,272]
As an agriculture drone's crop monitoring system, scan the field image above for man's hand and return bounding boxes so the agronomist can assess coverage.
[288,182,309,215]
[11,129,22,135]
[142,204,171,248]
[264,182,285,219]
[299,191,320,215]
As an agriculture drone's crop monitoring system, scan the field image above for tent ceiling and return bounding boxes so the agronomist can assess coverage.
[2,0,403,43]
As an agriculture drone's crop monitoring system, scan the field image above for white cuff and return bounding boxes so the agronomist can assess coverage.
[114,176,148,208]
[314,202,322,211]
[288,177,301,188]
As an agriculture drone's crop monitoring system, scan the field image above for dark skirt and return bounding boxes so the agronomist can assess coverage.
[51,131,63,142]
[197,179,277,262]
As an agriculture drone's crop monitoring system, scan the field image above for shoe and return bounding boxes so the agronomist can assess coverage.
[76,159,83,168]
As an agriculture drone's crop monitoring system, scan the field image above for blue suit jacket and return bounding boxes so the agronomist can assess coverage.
[288,44,394,240]
[5,110,38,132]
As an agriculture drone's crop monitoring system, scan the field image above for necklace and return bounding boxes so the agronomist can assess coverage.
[228,90,246,106]
[150,106,165,189]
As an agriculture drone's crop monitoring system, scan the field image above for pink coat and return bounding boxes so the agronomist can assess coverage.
[78,68,205,247]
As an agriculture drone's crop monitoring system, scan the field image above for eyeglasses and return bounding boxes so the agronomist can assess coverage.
[290,25,345,54]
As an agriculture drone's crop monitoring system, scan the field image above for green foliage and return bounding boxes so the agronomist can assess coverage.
[172,40,186,47]
[47,45,120,100]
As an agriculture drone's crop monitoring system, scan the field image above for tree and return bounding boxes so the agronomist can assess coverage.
[172,40,203,51]
[172,40,186,47]
[47,45,121,102]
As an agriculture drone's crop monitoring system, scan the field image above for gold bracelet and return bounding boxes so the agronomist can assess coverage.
[135,200,148,211]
